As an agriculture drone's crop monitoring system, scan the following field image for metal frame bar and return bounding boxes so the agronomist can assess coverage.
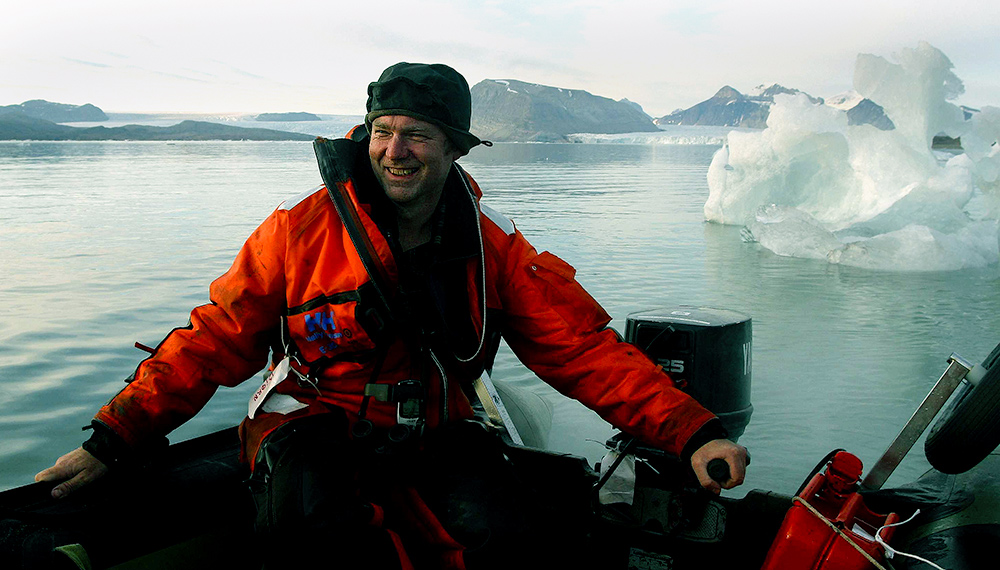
[860,353,974,490]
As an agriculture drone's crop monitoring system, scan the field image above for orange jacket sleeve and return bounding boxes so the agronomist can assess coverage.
[95,209,288,447]
[491,227,717,457]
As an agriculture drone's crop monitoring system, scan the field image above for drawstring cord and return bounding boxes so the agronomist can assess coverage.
[875,509,948,570]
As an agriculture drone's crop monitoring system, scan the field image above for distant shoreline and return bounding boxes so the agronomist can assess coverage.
[0,114,320,142]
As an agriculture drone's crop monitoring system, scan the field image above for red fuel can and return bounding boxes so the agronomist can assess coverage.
[761,451,899,570]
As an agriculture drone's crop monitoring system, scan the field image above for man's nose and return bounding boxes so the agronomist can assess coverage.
[385,135,410,160]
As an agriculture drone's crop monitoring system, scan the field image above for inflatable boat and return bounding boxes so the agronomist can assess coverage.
[1,306,997,569]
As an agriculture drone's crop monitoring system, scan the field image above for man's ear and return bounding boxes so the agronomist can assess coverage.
[446,140,465,162]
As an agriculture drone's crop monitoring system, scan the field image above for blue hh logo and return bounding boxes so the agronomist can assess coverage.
[303,311,343,353]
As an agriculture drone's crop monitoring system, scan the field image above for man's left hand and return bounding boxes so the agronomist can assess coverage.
[690,439,748,494]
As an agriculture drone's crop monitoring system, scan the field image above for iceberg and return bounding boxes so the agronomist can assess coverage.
[706,42,1000,271]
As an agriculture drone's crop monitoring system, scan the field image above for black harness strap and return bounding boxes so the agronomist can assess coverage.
[314,137,397,325]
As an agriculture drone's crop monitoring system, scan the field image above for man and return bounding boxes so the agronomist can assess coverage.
[37,62,747,567]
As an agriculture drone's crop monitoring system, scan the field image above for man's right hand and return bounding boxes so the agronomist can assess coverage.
[34,447,108,499]
[690,438,748,494]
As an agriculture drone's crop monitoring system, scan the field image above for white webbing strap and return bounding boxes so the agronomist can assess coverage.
[471,372,523,446]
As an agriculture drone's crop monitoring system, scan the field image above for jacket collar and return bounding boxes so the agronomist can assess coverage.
[346,132,482,265]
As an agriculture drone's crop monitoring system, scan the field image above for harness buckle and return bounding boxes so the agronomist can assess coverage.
[363,380,425,429]
[395,379,424,428]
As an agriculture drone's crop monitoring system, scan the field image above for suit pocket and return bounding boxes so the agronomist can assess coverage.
[526,251,610,333]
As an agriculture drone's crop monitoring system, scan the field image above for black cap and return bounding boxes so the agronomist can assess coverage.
[366,62,483,154]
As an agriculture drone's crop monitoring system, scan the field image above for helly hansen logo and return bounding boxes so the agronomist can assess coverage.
[305,311,336,334]
[303,311,342,354]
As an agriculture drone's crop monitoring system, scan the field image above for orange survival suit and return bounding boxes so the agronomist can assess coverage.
[87,127,720,471]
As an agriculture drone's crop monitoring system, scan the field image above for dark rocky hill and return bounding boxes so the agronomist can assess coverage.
[470,79,658,142]
[0,100,108,122]
[0,114,315,141]
[653,85,822,128]
[825,92,895,130]
[752,84,822,104]
[618,98,652,119]
[654,84,903,131]
[845,98,895,130]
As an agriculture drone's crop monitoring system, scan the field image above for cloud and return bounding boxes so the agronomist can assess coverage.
[2,0,998,114]
[62,58,113,69]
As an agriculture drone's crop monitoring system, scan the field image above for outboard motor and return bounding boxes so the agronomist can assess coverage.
[625,305,753,440]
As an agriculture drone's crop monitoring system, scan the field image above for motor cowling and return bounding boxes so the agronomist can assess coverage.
[624,305,753,441]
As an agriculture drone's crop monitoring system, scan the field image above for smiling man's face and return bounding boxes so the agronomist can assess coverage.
[368,115,462,210]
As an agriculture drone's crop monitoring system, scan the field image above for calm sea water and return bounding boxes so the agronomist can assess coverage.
[2,139,999,497]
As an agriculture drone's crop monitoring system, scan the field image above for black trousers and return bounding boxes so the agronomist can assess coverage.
[248,411,587,569]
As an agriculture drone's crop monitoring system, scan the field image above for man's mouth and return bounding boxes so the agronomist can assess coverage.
[386,166,418,177]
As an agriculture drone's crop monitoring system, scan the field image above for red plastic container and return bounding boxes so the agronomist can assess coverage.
[760,452,900,570]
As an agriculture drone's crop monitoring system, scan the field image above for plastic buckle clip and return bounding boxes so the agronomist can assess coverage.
[363,380,424,429]
[395,379,424,428]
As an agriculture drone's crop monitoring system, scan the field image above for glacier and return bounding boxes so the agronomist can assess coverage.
[705,42,1000,271]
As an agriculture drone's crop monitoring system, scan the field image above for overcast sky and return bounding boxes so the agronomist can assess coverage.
[3,0,998,118]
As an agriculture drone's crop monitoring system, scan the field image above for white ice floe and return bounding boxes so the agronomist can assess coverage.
[707,42,1000,272]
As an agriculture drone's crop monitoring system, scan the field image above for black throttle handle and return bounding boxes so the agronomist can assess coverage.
[708,459,731,483]
[707,453,751,484]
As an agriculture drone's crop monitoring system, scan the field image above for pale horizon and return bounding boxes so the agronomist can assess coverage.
[3,0,999,118]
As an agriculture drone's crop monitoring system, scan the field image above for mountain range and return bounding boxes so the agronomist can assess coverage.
[0,100,322,141]
[1,84,977,142]
[0,113,314,141]
[470,79,659,142]
[655,85,835,129]
[653,84,982,140]
[467,80,900,139]
[1,100,108,123]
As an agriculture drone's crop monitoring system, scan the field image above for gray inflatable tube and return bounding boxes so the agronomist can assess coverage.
[925,341,1000,475]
